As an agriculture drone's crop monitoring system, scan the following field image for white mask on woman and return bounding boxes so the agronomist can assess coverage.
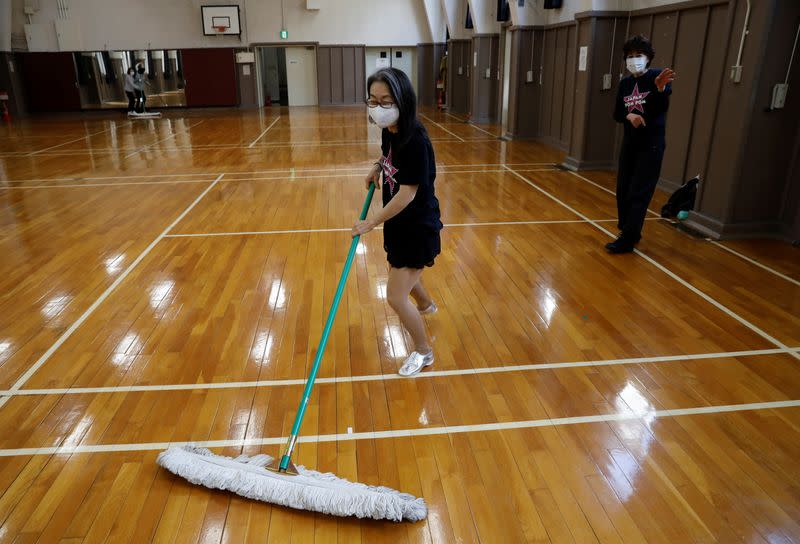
[368,105,400,128]
[626,55,648,75]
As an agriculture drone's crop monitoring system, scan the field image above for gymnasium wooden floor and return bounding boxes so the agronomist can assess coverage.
[1,106,799,543]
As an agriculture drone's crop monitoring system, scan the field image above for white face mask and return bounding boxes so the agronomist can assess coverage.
[626,55,648,75]
[368,105,400,128]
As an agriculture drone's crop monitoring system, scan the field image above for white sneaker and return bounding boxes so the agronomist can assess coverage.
[398,351,434,377]
[419,302,438,315]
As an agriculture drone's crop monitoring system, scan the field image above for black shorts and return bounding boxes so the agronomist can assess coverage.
[384,228,441,269]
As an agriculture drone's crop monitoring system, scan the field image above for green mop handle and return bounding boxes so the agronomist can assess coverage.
[278,182,376,471]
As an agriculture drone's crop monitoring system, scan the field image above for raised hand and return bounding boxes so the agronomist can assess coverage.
[655,68,675,91]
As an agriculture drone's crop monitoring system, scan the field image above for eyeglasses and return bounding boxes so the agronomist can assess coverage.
[366,99,395,109]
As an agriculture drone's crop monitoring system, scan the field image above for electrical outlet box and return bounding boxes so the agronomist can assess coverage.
[458,66,463,75]
[485,68,491,78]
[526,70,533,83]
[602,73,612,90]
[771,83,788,109]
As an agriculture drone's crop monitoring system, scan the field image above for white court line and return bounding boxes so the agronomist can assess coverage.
[465,123,497,138]
[505,166,800,362]
[2,168,560,190]
[0,174,225,411]
[567,171,800,288]
[3,173,218,183]
[438,112,499,137]
[1,398,799,457]
[0,163,557,184]
[445,112,467,123]
[221,168,557,181]
[123,120,204,159]
[419,113,465,142]
[167,226,355,238]
[220,163,555,177]
[6,179,215,190]
[224,168,542,182]
[248,116,279,148]
[4,137,501,156]
[163,218,658,239]
[1,348,793,398]
[568,170,659,216]
[26,122,131,156]
[711,241,800,288]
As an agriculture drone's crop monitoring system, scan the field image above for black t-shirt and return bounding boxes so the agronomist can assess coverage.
[378,122,442,233]
[614,68,671,147]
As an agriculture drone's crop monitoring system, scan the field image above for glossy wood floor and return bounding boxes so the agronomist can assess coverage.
[1,106,799,543]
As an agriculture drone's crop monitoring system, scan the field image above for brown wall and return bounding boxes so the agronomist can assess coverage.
[317,46,365,106]
[507,28,541,139]
[0,53,27,117]
[417,43,446,107]
[447,39,471,114]
[581,17,620,167]
[507,24,576,148]
[505,0,798,240]
[235,51,258,108]
[783,126,800,241]
[728,0,800,233]
[470,34,500,124]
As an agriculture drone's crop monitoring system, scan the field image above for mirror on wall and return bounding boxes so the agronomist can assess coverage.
[73,49,187,109]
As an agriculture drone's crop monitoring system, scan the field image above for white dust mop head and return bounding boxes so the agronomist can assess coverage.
[157,446,428,522]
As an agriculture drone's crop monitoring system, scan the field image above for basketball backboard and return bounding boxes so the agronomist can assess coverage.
[201,5,241,36]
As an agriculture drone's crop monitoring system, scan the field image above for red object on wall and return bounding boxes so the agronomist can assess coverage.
[180,48,237,107]
[18,53,82,112]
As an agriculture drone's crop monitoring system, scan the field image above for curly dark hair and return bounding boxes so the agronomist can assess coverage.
[622,35,655,62]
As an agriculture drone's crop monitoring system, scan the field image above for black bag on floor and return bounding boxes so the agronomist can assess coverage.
[661,176,699,218]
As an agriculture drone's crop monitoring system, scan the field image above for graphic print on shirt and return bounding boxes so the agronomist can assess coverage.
[379,148,398,195]
[624,83,650,114]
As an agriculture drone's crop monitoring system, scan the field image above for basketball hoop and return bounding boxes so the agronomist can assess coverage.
[214,25,228,33]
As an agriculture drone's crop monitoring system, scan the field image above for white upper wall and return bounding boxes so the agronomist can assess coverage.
[6,0,693,52]
[247,0,431,46]
[11,0,434,51]
[466,0,501,34]
[423,0,448,43]
[512,0,696,27]
[16,0,246,50]
[442,0,474,40]
[0,0,12,51]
